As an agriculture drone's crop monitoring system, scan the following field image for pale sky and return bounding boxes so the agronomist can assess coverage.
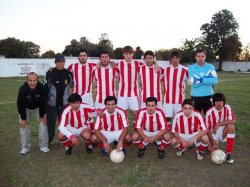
[0,0,249,54]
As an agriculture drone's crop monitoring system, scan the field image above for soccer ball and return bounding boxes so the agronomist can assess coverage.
[110,149,125,163]
[211,149,226,164]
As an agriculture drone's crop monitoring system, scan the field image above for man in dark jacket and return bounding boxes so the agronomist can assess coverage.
[43,54,73,145]
[17,72,49,155]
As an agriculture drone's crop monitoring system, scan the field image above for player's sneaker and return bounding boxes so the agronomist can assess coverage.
[20,148,30,155]
[65,146,72,155]
[158,148,165,159]
[40,147,50,153]
[226,153,234,164]
[196,150,204,160]
[137,147,146,158]
[101,148,108,156]
[122,147,127,155]
[176,147,187,156]
[86,145,93,154]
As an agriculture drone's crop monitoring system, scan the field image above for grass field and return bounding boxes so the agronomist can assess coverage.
[0,72,250,187]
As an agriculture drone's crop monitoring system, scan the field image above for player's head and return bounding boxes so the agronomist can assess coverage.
[170,50,181,66]
[195,48,206,65]
[100,50,110,66]
[68,93,82,111]
[182,99,194,116]
[104,96,117,113]
[55,54,65,70]
[144,50,155,66]
[27,72,38,90]
[146,97,157,115]
[213,92,226,110]
[78,48,88,64]
[123,46,134,62]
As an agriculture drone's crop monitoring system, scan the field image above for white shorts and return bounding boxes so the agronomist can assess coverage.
[81,93,93,106]
[95,101,105,110]
[66,125,88,136]
[101,130,122,144]
[140,101,162,109]
[212,126,227,143]
[179,132,200,146]
[163,103,182,118]
[117,96,139,111]
[142,130,161,145]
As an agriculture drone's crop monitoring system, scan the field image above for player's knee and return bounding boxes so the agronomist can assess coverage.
[91,134,98,143]
[125,133,132,143]
[171,137,178,146]
[81,130,91,140]
[201,135,209,144]
[163,133,171,141]
[132,132,139,141]
[227,124,235,133]
[57,132,64,140]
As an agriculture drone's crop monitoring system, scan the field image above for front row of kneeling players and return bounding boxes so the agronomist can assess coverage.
[58,92,235,164]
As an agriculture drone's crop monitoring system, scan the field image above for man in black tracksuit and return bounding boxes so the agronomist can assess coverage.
[43,54,73,145]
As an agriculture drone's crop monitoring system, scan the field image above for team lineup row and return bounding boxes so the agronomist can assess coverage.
[17,46,235,164]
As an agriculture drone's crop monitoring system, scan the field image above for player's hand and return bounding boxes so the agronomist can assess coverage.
[213,123,219,134]
[96,62,101,69]
[19,120,27,128]
[39,117,46,125]
[187,137,197,147]
[110,61,117,68]
[154,63,160,73]
[116,141,123,152]
[143,136,149,143]
[148,136,156,143]
[97,109,103,118]
[180,139,188,148]
[210,142,218,152]
[104,142,112,153]
[48,67,53,72]
[71,136,79,146]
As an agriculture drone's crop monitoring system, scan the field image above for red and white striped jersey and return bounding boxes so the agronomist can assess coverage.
[93,65,119,104]
[59,103,96,128]
[164,64,188,104]
[172,110,206,134]
[135,108,169,132]
[139,64,164,102]
[205,104,235,130]
[117,60,141,97]
[94,107,128,131]
[67,62,96,96]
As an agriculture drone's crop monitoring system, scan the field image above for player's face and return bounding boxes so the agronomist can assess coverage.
[214,101,224,111]
[146,101,157,115]
[70,101,81,111]
[100,54,110,66]
[27,74,38,90]
[79,52,88,64]
[195,52,206,65]
[106,100,116,113]
[183,104,193,117]
[144,55,154,66]
[123,52,133,62]
[55,60,65,70]
[171,56,180,67]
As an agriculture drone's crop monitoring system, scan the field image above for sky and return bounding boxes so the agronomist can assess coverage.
[0,0,249,54]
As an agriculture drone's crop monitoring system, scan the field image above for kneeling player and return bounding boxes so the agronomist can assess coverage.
[206,92,236,164]
[132,97,171,159]
[92,96,132,155]
[172,99,209,160]
[58,93,96,155]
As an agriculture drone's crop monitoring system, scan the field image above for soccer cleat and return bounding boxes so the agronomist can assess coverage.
[101,148,108,156]
[158,148,165,159]
[196,151,204,160]
[65,146,72,155]
[113,141,118,146]
[176,147,187,156]
[40,147,50,153]
[20,148,30,155]
[137,147,146,158]
[226,153,234,164]
[86,146,93,154]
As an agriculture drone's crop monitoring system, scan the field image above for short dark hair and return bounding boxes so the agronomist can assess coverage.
[195,48,207,56]
[146,97,157,105]
[144,50,155,58]
[182,99,194,107]
[123,46,134,54]
[78,48,88,56]
[213,92,226,106]
[26,72,38,80]
[68,93,82,103]
[170,50,181,59]
[100,50,110,57]
[104,96,117,105]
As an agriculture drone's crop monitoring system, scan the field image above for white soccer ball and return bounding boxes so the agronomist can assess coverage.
[211,149,226,164]
[110,149,125,163]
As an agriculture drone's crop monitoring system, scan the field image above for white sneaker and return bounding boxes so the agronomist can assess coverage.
[176,147,187,156]
[20,148,30,155]
[40,147,50,153]
[196,151,204,160]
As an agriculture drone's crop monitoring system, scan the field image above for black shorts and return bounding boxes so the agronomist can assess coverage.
[191,95,213,115]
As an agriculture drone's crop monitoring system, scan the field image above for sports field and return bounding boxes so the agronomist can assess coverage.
[0,72,250,187]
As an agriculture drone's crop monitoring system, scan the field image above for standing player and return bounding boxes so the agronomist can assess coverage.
[58,93,96,155]
[93,51,119,109]
[163,50,188,122]
[132,97,171,159]
[92,96,132,155]
[188,49,218,115]
[67,49,96,106]
[139,51,164,108]
[206,93,236,163]
[17,72,49,155]
[172,99,209,160]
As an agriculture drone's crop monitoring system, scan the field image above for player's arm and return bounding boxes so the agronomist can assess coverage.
[207,130,218,152]
[149,129,167,143]
[117,127,129,151]
[38,83,47,124]
[188,129,207,146]
[137,128,149,143]
[173,132,188,148]
[17,87,27,126]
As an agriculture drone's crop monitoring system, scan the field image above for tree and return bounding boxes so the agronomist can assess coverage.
[97,33,114,57]
[41,50,55,58]
[155,49,170,60]
[134,46,144,59]
[113,47,123,59]
[200,9,242,70]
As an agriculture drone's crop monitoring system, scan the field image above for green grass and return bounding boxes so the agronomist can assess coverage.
[0,72,250,187]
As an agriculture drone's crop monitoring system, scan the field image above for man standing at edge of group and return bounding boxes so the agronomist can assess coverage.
[188,49,218,115]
